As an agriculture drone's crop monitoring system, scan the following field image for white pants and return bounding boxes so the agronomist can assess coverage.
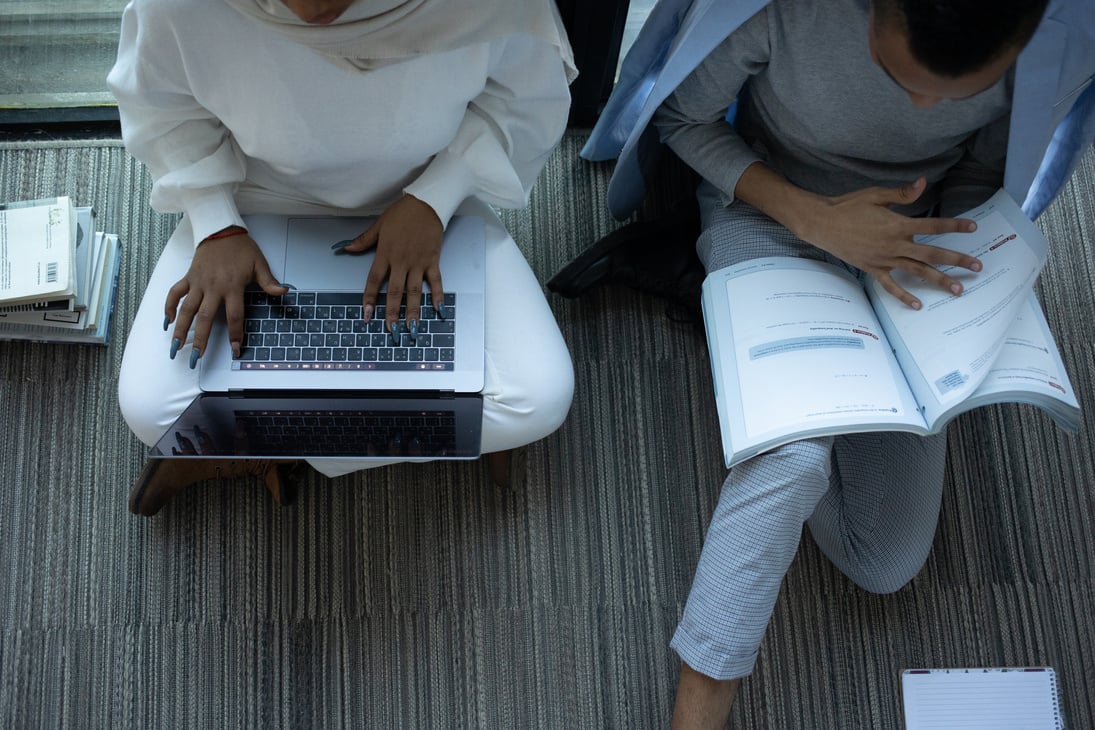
[118,201,575,478]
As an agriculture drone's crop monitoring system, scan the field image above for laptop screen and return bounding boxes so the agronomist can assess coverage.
[150,393,483,460]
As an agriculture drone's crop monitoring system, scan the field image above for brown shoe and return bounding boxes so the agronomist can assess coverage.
[485,448,526,490]
[128,458,302,516]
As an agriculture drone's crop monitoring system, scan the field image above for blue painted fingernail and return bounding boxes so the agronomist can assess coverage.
[436,304,447,320]
[409,319,418,341]
[278,282,297,290]
[331,239,353,250]
[189,348,201,369]
[390,321,401,345]
[169,338,181,359]
[162,316,170,331]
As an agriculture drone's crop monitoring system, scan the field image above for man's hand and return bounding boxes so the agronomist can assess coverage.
[165,230,288,366]
[735,165,984,310]
[338,195,444,338]
[794,178,982,309]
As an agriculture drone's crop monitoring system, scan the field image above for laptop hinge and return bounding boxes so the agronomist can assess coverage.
[222,389,459,399]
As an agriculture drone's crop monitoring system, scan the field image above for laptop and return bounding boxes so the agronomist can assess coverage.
[150,214,487,461]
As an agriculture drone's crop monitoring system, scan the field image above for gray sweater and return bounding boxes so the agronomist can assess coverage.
[653,0,1012,216]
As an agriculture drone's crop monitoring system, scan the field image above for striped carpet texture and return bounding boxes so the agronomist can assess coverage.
[0,134,1092,729]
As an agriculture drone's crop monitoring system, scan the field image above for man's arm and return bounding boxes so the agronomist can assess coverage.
[652,8,770,207]
[733,164,982,309]
[653,12,982,310]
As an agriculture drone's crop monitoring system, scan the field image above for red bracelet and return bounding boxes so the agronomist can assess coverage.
[202,226,247,242]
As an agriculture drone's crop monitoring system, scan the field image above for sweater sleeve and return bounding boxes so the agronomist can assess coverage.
[403,32,572,228]
[107,2,247,247]
[652,7,771,205]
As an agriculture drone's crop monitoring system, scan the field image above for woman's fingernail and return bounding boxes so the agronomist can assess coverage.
[436,303,447,320]
[409,319,418,341]
[169,338,181,359]
[278,282,297,290]
[967,222,977,232]
[163,316,170,331]
[331,240,353,250]
[950,284,962,295]
[189,348,202,369]
[971,261,982,272]
[231,341,241,359]
[390,321,401,345]
[911,300,922,310]
[363,304,374,321]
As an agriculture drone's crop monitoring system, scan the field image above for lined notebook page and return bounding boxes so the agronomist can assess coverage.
[902,668,1062,729]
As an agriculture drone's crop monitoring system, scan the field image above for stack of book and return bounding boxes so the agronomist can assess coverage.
[0,196,122,345]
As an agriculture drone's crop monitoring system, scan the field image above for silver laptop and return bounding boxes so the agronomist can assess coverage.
[150,214,486,460]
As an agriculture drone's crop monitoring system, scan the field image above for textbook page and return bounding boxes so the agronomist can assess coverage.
[73,207,96,310]
[944,293,1080,431]
[87,233,119,329]
[0,197,77,305]
[902,667,1062,729]
[868,190,1047,418]
[706,257,924,466]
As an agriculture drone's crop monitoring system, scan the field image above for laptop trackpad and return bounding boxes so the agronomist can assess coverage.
[283,217,375,290]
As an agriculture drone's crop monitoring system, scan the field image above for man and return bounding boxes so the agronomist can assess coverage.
[567,0,1095,727]
[583,0,1094,221]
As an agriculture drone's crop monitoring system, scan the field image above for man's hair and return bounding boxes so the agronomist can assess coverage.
[872,0,1049,77]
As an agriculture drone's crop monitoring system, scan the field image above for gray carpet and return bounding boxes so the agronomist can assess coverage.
[0,134,1092,729]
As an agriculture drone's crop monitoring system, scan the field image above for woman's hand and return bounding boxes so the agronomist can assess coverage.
[165,229,289,366]
[793,178,983,309]
[339,194,445,337]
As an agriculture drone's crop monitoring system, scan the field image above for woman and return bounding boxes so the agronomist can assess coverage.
[109,0,578,515]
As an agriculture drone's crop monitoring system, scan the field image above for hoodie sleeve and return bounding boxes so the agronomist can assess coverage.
[403,32,572,228]
[107,0,247,246]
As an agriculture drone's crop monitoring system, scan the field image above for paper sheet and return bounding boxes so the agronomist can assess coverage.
[902,668,1062,729]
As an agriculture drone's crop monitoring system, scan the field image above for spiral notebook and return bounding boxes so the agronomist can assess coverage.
[901,667,1063,729]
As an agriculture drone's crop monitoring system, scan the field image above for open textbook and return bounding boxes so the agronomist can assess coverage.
[701,189,1080,468]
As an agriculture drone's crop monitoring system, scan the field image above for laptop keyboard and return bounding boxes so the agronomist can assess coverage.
[234,409,459,457]
[238,289,457,371]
